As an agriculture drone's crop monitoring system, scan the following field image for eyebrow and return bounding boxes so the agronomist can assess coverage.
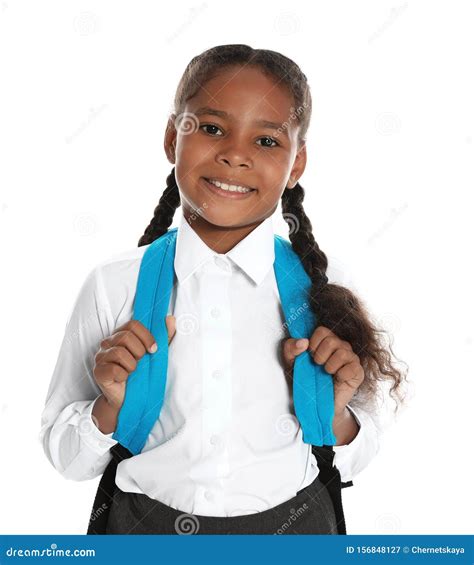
[194,106,289,138]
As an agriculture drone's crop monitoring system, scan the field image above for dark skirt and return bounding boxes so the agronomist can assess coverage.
[105,476,338,535]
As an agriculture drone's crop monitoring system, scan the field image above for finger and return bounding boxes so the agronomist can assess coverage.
[310,332,352,366]
[282,337,309,370]
[102,331,148,360]
[308,326,335,357]
[94,362,129,385]
[165,315,177,344]
[308,326,352,356]
[114,319,157,354]
[323,348,357,375]
[101,346,138,374]
[334,360,365,389]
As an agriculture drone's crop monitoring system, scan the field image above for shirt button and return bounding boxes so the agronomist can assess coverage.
[204,490,214,501]
[210,434,221,446]
[210,307,220,318]
[212,369,223,380]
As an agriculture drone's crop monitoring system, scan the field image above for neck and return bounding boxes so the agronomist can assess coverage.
[182,210,264,254]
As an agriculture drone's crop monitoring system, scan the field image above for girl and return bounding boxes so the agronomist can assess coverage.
[40,44,407,535]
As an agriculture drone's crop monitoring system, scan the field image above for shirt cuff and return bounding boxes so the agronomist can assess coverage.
[78,396,118,454]
[332,404,380,482]
[333,404,362,447]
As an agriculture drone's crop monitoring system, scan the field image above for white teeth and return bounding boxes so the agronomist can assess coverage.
[208,179,253,193]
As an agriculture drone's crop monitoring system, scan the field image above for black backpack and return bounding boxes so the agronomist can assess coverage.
[86,443,353,535]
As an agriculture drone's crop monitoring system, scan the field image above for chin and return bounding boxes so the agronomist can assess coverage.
[202,210,251,229]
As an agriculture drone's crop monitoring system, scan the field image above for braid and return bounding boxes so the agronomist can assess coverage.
[281,183,407,410]
[281,182,332,328]
[137,168,181,247]
[281,182,329,292]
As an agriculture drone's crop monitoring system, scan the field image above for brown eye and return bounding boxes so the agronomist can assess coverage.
[200,124,224,136]
[257,136,279,148]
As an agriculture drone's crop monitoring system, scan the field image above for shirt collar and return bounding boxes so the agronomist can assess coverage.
[174,209,275,286]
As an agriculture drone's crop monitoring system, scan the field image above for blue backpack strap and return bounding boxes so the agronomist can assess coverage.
[112,229,178,454]
[273,235,337,446]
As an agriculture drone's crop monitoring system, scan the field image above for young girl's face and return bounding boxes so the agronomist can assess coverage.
[165,65,306,229]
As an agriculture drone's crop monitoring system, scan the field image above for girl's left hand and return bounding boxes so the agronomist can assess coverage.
[282,325,365,417]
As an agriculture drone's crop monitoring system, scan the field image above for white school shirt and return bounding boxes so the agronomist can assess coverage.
[39,210,381,517]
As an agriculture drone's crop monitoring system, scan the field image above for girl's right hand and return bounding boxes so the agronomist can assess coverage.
[93,316,176,411]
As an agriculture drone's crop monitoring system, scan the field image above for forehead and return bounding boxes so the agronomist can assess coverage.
[187,65,295,125]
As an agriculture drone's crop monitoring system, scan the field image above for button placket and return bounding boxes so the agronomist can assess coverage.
[200,262,232,464]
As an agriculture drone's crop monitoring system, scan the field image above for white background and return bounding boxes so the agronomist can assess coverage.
[0,0,472,535]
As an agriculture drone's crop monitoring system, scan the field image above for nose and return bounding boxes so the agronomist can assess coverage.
[215,139,253,169]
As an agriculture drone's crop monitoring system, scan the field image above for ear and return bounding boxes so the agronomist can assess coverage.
[164,114,177,165]
[287,142,307,189]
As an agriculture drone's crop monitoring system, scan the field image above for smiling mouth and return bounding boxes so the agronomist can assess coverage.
[204,177,257,193]
[202,177,257,200]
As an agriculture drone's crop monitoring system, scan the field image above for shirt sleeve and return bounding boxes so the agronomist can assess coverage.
[38,266,118,482]
[332,403,381,483]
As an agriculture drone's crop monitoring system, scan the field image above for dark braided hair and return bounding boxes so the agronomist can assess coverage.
[138,44,409,413]
[138,169,180,245]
